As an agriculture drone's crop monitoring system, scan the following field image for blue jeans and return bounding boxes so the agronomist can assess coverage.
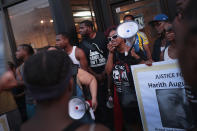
[76,85,94,123]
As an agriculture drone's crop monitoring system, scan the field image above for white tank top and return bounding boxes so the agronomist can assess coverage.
[164,46,174,61]
[69,46,80,66]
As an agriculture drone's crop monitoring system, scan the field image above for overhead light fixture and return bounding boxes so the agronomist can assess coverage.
[50,19,53,23]
[40,20,44,24]
[124,11,130,15]
[73,11,94,17]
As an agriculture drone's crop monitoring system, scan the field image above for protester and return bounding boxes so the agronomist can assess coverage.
[79,20,108,81]
[149,14,171,62]
[174,0,197,129]
[8,61,27,122]
[105,27,145,131]
[79,20,113,129]
[47,46,60,51]
[21,50,109,131]
[123,14,153,61]
[123,15,135,22]
[0,70,22,131]
[46,46,98,123]
[56,32,89,71]
[160,23,177,61]
[15,44,35,119]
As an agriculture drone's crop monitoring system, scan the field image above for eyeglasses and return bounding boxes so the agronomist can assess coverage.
[108,34,118,42]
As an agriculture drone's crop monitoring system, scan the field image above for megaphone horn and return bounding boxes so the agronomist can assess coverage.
[68,97,95,120]
[68,97,86,120]
[117,21,139,39]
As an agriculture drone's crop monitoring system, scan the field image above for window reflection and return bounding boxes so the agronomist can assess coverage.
[8,0,56,49]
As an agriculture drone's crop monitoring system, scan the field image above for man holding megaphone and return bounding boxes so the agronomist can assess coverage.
[21,50,109,131]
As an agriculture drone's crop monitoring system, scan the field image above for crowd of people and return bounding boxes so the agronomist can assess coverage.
[0,0,197,130]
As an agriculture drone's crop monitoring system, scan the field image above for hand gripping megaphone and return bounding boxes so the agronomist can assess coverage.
[68,97,95,120]
[117,21,139,49]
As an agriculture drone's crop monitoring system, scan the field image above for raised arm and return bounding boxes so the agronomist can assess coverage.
[77,68,98,111]
[105,43,116,76]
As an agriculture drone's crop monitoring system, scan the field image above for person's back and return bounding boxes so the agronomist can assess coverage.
[21,50,109,131]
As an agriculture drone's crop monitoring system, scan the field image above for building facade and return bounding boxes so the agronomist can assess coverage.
[0,0,176,64]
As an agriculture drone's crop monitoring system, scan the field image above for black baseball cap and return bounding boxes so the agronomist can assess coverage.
[23,50,73,101]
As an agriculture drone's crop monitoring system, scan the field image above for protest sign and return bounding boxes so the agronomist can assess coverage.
[131,61,194,131]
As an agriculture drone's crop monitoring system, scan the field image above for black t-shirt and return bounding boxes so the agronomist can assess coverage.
[112,48,142,108]
[79,32,108,74]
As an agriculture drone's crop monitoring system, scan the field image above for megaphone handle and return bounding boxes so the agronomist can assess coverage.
[89,108,95,120]
[86,100,92,107]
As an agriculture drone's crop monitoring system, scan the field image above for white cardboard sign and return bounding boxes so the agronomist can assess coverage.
[131,60,193,131]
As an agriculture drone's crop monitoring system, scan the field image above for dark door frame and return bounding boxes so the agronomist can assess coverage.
[0,0,26,63]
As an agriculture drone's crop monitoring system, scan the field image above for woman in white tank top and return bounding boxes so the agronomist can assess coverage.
[161,24,177,61]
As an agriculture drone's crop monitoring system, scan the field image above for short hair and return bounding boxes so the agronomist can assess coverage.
[7,61,15,70]
[37,46,61,53]
[80,20,94,30]
[57,32,72,43]
[105,26,117,37]
[23,50,73,101]
[123,14,135,21]
[18,44,34,56]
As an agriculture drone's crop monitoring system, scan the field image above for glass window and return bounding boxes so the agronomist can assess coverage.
[8,0,56,49]
[71,0,97,41]
[114,0,162,46]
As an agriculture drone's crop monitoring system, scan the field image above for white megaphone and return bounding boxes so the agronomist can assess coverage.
[68,97,95,120]
[117,21,139,52]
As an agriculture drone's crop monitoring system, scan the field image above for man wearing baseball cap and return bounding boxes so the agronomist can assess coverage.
[149,14,171,62]
[21,50,108,131]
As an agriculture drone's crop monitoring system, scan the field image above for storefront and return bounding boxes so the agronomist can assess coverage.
[0,0,176,63]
